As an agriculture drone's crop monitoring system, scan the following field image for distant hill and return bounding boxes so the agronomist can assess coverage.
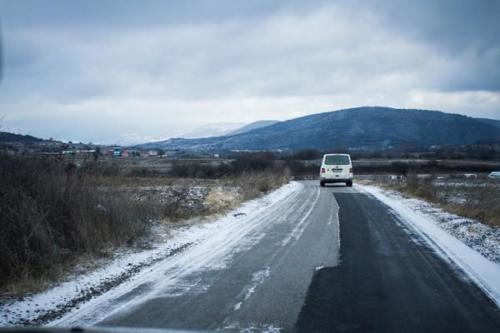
[477,118,500,130]
[0,131,44,144]
[228,120,280,136]
[180,120,280,138]
[180,123,244,138]
[138,107,500,151]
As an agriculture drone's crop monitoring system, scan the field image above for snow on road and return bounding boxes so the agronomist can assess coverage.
[233,266,271,311]
[281,186,320,246]
[358,184,500,308]
[0,181,302,327]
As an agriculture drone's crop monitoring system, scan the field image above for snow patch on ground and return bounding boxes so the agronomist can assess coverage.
[233,267,271,312]
[0,182,301,327]
[357,184,500,308]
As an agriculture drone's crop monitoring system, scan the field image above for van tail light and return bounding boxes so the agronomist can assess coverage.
[321,168,326,173]
[349,168,353,173]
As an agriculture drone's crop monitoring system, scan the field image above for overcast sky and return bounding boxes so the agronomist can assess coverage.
[0,0,499,144]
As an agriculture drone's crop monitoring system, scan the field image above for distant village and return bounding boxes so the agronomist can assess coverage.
[0,133,222,160]
[1,130,499,162]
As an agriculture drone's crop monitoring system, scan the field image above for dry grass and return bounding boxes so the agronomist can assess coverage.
[228,169,291,201]
[0,156,157,295]
[441,187,500,228]
[366,174,500,228]
[0,155,290,296]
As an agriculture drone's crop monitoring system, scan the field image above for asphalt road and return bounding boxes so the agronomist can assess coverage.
[58,181,500,332]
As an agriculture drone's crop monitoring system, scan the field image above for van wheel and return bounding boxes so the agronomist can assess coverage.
[346,180,353,187]
[320,181,325,187]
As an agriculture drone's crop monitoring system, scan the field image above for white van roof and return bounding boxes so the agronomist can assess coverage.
[323,153,350,156]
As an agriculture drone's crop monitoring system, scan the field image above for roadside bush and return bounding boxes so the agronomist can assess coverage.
[406,174,419,192]
[371,173,499,227]
[449,187,500,227]
[127,167,163,177]
[0,154,292,293]
[170,155,280,179]
[284,149,321,160]
[0,155,154,291]
[170,162,231,178]
[233,168,291,200]
[232,155,274,173]
[392,162,409,176]
[283,160,318,179]
[404,174,437,201]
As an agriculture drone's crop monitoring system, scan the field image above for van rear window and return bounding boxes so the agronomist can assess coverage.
[324,155,350,165]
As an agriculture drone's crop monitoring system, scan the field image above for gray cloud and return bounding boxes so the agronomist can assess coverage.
[0,0,499,144]
[357,0,500,91]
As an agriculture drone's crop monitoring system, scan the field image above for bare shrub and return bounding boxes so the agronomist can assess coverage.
[0,154,291,294]
[0,150,290,293]
[405,173,419,192]
[233,168,291,201]
[372,173,499,227]
[0,155,153,291]
[442,185,500,227]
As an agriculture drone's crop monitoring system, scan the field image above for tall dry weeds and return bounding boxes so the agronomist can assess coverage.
[0,155,291,293]
[0,155,154,291]
[374,174,499,228]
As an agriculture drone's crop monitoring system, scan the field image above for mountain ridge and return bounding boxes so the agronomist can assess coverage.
[228,120,280,136]
[0,131,45,144]
[137,107,500,151]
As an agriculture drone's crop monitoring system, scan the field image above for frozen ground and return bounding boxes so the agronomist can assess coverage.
[358,184,500,307]
[0,182,300,327]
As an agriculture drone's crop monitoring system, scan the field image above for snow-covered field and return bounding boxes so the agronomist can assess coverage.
[0,182,301,327]
[358,184,500,307]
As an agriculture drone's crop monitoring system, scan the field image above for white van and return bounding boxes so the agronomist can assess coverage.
[320,154,353,187]
[488,171,500,179]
